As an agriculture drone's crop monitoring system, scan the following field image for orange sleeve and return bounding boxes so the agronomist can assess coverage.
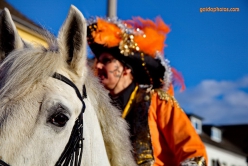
[148,91,207,166]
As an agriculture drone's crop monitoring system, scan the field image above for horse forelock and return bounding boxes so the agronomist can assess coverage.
[0,40,63,102]
[43,30,59,53]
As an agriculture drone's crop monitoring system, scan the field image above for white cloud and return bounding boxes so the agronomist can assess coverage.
[175,75,248,125]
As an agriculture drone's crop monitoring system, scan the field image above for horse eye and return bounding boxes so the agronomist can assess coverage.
[49,113,69,127]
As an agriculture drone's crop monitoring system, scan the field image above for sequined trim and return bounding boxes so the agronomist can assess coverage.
[151,89,180,108]
[155,52,172,92]
[180,156,206,166]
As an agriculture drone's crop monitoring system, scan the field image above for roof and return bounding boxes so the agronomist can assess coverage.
[186,113,204,120]
[219,124,248,154]
[201,124,247,156]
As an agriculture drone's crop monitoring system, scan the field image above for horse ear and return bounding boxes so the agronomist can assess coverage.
[58,5,87,76]
[0,8,25,62]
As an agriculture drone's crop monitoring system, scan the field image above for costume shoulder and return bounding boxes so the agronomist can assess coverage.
[151,88,181,109]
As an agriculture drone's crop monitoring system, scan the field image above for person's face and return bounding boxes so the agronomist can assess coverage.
[95,53,124,90]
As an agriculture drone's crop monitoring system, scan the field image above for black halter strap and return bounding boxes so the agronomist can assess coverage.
[52,73,87,107]
[0,160,10,166]
[52,72,86,166]
[0,73,86,166]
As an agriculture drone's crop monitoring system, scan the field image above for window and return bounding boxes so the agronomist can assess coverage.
[211,159,216,166]
[211,127,222,142]
[211,159,223,166]
[190,116,202,134]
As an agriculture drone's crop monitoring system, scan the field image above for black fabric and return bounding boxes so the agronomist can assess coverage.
[110,81,136,111]
[125,88,154,165]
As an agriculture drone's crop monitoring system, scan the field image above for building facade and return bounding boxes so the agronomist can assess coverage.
[188,114,247,166]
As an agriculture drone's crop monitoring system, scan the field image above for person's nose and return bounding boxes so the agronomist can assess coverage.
[96,61,104,69]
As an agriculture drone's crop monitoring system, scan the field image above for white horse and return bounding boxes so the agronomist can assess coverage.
[0,6,136,166]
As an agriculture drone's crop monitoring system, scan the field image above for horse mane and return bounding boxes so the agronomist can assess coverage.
[84,69,135,165]
[0,31,63,103]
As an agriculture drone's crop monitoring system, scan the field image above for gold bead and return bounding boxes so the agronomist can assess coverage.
[144,95,150,101]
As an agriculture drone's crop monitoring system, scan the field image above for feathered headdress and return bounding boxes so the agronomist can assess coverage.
[87,16,185,91]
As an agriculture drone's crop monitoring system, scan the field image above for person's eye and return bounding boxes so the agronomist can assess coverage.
[101,58,111,64]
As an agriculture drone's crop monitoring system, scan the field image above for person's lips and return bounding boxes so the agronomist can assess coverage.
[98,70,107,80]
[99,74,105,80]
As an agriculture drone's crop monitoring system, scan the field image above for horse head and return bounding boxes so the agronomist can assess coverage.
[0,6,87,165]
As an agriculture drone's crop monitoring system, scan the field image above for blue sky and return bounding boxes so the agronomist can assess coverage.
[6,0,248,125]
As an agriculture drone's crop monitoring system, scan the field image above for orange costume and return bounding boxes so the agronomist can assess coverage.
[149,90,207,165]
[119,82,207,165]
[87,16,207,165]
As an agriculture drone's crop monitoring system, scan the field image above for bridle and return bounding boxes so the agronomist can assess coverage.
[0,73,86,166]
[53,73,86,166]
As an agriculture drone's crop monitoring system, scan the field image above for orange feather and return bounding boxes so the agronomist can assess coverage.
[126,17,170,57]
[92,18,122,47]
